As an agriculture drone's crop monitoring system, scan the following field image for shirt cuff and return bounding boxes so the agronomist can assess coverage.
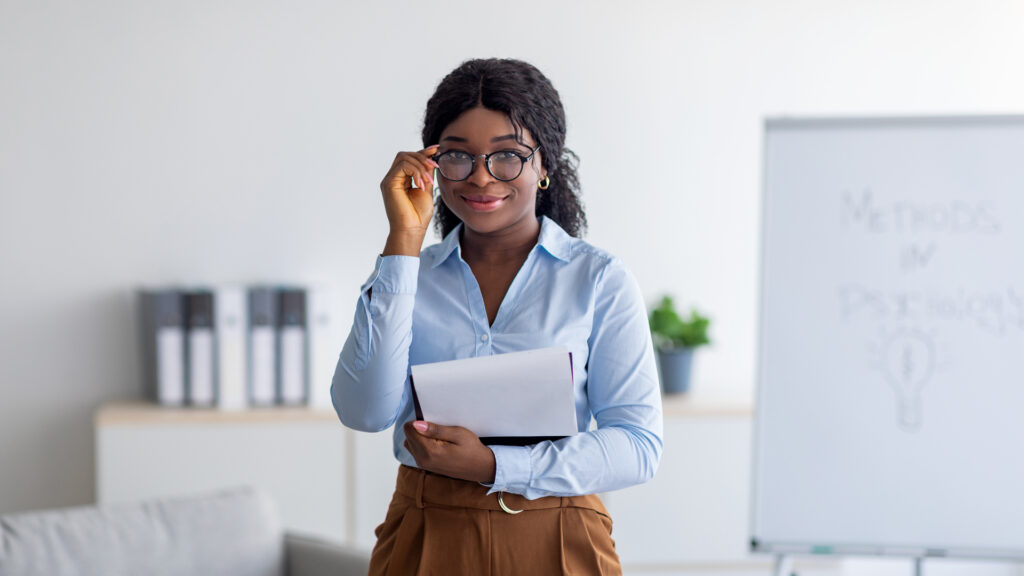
[360,255,419,295]
[484,445,532,496]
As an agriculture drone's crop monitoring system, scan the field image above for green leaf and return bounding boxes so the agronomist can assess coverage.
[649,296,711,349]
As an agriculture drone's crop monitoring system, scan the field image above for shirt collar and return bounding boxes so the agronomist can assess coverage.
[430,216,573,269]
[431,222,463,268]
[536,216,573,262]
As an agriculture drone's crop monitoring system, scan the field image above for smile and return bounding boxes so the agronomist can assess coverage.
[461,195,508,212]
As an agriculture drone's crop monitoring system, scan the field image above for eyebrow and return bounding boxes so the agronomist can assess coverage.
[440,134,518,143]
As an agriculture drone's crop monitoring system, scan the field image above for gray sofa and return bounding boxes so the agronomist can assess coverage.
[0,487,370,576]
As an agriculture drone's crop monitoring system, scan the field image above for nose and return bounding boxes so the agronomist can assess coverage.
[466,155,494,186]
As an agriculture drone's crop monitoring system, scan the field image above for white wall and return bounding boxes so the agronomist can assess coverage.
[2,0,1023,529]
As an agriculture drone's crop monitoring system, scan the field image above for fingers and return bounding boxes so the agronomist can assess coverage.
[399,145,441,190]
[412,145,440,189]
[403,423,431,467]
[406,154,437,188]
[382,145,440,194]
[409,420,471,444]
[393,156,433,192]
[402,420,494,483]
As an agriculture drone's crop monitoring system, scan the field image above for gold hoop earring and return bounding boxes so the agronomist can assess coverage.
[538,176,550,190]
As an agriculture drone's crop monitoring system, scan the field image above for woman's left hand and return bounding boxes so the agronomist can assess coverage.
[403,420,497,484]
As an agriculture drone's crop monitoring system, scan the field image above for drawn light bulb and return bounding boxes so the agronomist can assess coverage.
[881,329,935,432]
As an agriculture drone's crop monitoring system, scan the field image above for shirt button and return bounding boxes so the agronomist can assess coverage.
[481,334,489,342]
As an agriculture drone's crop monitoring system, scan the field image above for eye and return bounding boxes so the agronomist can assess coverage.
[443,151,472,161]
[493,150,522,160]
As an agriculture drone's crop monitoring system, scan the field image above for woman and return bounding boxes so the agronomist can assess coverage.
[332,58,662,575]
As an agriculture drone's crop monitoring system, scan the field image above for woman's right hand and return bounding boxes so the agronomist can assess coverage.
[380,145,440,256]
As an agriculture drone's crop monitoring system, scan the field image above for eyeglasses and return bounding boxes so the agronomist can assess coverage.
[432,145,541,182]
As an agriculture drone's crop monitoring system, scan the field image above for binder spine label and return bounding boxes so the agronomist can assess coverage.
[188,328,215,405]
[280,326,307,404]
[216,289,247,411]
[156,327,185,405]
[250,326,276,404]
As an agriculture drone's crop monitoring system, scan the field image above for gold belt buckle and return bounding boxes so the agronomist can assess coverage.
[497,491,523,515]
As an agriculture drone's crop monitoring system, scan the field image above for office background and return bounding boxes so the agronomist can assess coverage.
[2,1,1023,574]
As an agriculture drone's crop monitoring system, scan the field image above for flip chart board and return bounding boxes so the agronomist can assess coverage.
[752,116,1024,560]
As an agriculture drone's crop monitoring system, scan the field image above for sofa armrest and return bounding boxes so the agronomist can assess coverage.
[284,532,371,576]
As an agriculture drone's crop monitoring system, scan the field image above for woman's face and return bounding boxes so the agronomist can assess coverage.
[436,106,545,238]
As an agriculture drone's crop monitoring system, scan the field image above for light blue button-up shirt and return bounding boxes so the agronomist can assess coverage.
[332,216,663,500]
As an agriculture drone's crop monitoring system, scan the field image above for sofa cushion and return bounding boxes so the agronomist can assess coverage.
[0,486,285,576]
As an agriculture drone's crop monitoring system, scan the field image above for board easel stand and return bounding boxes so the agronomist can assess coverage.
[772,554,926,576]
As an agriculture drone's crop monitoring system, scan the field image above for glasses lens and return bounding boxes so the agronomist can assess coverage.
[489,152,524,181]
[437,152,473,180]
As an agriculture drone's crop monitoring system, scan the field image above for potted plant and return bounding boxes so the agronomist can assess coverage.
[649,296,711,395]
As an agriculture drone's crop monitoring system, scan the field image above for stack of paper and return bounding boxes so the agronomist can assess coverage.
[410,346,578,445]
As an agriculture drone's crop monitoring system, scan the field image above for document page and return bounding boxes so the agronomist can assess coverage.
[410,346,578,440]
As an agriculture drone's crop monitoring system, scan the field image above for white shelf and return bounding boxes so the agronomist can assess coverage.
[660,394,753,418]
[95,401,338,426]
[95,396,751,425]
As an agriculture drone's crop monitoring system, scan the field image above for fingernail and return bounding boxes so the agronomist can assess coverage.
[413,421,428,433]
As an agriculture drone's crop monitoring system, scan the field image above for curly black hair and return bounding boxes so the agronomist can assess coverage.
[422,58,586,238]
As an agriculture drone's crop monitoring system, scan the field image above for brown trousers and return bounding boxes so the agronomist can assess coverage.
[368,465,622,575]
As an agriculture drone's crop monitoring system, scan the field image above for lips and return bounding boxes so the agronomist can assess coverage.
[461,194,508,212]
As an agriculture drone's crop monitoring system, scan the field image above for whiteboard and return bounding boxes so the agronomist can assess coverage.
[752,116,1024,560]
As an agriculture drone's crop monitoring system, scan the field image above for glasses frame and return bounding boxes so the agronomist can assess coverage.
[432,144,542,182]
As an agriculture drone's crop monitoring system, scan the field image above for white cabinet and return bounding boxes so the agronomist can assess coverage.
[604,406,754,565]
[601,397,806,574]
[95,403,349,542]
[95,402,403,552]
[604,396,841,575]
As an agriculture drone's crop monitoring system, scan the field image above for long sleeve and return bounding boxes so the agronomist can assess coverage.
[332,217,663,499]
[486,258,664,499]
[331,255,420,432]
